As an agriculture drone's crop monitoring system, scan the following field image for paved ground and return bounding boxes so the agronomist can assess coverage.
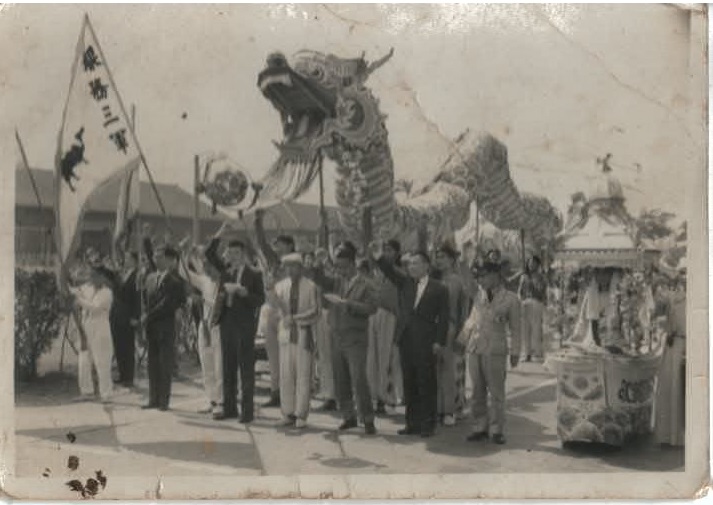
[14,354,684,478]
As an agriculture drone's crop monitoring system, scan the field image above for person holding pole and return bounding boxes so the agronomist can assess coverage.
[206,226,265,424]
[370,242,449,438]
[458,250,521,445]
[141,242,186,411]
[311,242,379,435]
[273,253,321,428]
[434,243,469,427]
[254,208,296,409]
[68,264,116,403]
[109,251,140,388]
[179,245,224,419]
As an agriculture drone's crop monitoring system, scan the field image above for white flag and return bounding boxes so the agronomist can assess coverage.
[55,15,140,270]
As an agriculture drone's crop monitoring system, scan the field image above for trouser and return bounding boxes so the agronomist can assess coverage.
[469,353,507,434]
[109,309,135,385]
[367,309,398,405]
[147,327,175,409]
[437,346,456,416]
[221,327,256,419]
[334,342,374,423]
[454,350,467,414]
[315,310,335,400]
[279,335,314,420]
[258,304,281,393]
[400,344,437,432]
[521,299,544,357]
[198,322,223,406]
[78,324,114,400]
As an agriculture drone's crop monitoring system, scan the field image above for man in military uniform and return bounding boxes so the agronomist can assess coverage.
[459,250,521,445]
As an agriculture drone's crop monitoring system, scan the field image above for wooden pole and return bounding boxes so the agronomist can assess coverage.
[362,206,373,253]
[15,129,89,351]
[474,197,480,255]
[193,154,201,245]
[317,154,329,248]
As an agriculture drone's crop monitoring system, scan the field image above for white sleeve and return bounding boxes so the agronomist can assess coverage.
[75,288,113,313]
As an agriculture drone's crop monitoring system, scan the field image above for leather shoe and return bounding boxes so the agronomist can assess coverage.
[239,415,254,424]
[492,434,506,445]
[397,428,417,436]
[338,418,358,431]
[158,406,170,412]
[141,404,157,410]
[364,422,377,435]
[420,430,435,438]
[466,431,489,442]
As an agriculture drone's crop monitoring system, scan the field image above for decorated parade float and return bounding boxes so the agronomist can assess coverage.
[547,166,664,447]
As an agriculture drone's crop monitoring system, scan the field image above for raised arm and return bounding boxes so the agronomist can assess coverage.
[254,209,280,271]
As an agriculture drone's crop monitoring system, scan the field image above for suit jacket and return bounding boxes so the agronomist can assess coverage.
[144,269,186,337]
[376,257,449,351]
[460,286,521,355]
[310,267,378,348]
[205,237,265,336]
[110,269,140,321]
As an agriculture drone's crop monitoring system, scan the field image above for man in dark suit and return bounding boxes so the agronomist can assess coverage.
[206,231,265,424]
[311,242,378,435]
[142,244,186,411]
[371,242,449,437]
[109,251,140,388]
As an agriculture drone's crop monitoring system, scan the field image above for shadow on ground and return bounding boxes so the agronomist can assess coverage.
[124,440,261,470]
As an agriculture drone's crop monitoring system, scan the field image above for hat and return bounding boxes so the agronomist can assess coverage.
[159,244,180,259]
[472,248,504,277]
[281,252,303,265]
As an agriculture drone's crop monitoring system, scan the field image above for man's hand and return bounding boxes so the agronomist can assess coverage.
[510,354,520,368]
[368,240,383,259]
[234,285,248,297]
[433,343,442,356]
[315,248,329,266]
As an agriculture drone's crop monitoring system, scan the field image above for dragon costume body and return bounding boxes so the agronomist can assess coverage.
[204,49,561,246]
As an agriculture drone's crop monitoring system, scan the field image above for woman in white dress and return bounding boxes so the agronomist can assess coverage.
[69,266,115,403]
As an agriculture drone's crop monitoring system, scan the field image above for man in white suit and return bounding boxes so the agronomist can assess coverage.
[273,253,321,429]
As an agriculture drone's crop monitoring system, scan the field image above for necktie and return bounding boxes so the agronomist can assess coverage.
[289,279,300,344]
[487,289,494,303]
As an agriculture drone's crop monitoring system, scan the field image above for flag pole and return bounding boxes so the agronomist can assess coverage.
[15,129,89,352]
[84,15,171,233]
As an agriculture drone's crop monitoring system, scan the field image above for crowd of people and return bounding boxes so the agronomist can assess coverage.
[64,210,685,447]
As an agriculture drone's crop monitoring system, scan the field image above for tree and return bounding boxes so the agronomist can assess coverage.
[635,208,676,244]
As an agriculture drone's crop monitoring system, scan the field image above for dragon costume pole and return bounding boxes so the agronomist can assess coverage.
[317,153,329,248]
[193,154,200,245]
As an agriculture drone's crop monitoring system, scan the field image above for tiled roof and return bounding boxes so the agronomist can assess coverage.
[15,167,338,231]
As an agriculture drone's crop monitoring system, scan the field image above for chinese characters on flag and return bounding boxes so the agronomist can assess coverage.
[55,16,141,271]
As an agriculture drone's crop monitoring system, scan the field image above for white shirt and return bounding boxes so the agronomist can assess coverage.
[414,275,429,308]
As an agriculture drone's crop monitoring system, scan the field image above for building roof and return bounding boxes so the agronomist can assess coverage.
[16,167,219,220]
[16,167,338,231]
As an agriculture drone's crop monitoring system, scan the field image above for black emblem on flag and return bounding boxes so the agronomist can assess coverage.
[60,127,88,192]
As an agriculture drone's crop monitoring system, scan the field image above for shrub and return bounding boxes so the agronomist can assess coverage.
[15,269,64,381]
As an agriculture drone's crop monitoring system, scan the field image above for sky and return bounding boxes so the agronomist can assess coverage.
[0,4,699,223]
